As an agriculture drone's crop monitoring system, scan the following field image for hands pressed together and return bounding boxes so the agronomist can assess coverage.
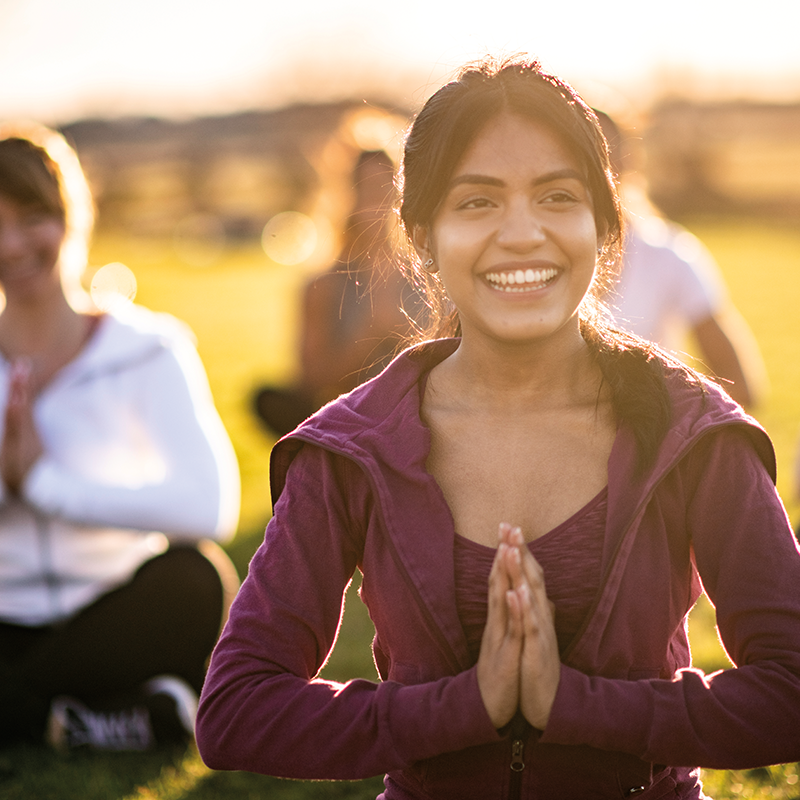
[476,522,561,731]
[1,358,43,495]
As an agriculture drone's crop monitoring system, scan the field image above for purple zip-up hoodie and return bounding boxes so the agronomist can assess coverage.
[197,339,800,799]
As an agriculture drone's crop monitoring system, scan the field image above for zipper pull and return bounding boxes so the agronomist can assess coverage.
[510,738,525,772]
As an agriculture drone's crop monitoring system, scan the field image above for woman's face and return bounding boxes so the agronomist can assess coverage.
[414,112,602,348]
[0,193,65,302]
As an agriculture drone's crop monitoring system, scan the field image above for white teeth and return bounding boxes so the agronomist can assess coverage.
[485,267,557,292]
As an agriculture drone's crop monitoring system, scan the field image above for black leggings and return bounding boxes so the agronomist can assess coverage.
[0,546,227,745]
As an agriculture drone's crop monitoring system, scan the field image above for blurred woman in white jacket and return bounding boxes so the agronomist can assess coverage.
[0,122,240,751]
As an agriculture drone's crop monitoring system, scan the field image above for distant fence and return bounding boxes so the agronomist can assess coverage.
[60,98,800,239]
[645,100,800,219]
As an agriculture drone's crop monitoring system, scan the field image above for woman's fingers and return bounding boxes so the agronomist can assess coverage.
[478,522,562,730]
[508,526,550,608]
[8,358,33,405]
[499,524,561,731]
[476,527,525,729]
[516,565,561,731]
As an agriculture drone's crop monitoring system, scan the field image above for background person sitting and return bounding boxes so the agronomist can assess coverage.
[253,149,419,436]
[0,122,240,752]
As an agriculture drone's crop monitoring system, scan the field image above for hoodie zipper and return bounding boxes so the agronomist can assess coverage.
[33,508,61,619]
[508,716,527,800]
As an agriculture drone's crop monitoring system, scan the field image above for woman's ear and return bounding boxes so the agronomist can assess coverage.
[411,225,432,264]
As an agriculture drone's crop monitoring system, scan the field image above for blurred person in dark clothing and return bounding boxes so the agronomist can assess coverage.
[253,149,419,436]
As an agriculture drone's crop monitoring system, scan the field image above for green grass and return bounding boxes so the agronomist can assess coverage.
[686,218,800,515]
[4,217,799,798]
[0,744,386,799]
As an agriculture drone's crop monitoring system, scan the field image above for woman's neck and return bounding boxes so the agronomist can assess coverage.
[429,327,603,415]
[0,290,96,392]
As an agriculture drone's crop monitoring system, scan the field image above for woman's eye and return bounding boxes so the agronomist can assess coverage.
[544,190,577,204]
[457,197,493,210]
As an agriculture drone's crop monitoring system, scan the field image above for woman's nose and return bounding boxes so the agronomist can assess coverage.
[495,201,546,252]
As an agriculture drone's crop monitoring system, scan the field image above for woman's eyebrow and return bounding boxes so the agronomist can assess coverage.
[447,168,586,191]
[448,174,504,189]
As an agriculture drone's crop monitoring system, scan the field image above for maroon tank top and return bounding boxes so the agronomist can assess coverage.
[453,487,607,659]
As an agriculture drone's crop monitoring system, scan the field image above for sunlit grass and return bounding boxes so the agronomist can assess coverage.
[689,217,800,520]
[0,743,385,799]
[117,748,208,800]
[700,763,800,799]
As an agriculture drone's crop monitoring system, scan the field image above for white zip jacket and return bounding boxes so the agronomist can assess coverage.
[0,304,240,626]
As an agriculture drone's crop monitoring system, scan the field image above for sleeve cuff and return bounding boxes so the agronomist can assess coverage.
[388,666,501,763]
[539,664,651,756]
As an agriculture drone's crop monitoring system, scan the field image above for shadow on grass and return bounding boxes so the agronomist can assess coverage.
[0,742,183,800]
[0,743,385,800]
[186,769,385,800]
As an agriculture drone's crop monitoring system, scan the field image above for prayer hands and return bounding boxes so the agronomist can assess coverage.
[1,359,44,494]
[476,523,560,731]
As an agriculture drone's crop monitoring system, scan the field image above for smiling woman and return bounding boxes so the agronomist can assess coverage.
[196,56,800,800]
[412,114,601,350]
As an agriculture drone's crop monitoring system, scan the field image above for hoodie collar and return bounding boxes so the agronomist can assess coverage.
[48,304,193,390]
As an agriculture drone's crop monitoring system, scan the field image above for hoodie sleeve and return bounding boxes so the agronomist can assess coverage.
[196,443,498,779]
[21,331,239,542]
[542,426,800,768]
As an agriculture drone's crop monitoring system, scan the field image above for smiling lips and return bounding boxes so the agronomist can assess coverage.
[484,266,558,293]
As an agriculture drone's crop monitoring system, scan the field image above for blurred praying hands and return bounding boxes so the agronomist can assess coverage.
[1,358,43,495]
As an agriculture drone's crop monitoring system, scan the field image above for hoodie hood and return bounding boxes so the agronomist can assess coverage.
[273,337,773,510]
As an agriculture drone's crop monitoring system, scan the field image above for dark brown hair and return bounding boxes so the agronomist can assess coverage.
[397,56,671,473]
[0,138,64,217]
[0,121,94,283]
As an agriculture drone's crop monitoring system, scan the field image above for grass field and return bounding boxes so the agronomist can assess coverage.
[3,216,800,798]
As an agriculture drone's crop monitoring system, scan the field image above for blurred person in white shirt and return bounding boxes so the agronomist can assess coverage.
[596,109,767,410]
[0,122,240,752]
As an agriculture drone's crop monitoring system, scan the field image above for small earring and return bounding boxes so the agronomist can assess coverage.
[423,257,436,272]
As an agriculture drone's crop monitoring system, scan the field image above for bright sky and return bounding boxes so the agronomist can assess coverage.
[1,0,799,124]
